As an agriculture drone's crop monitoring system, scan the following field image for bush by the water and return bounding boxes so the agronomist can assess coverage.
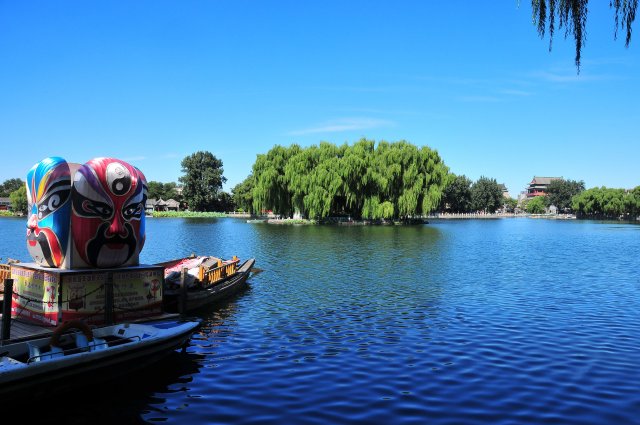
[152,211,227,218]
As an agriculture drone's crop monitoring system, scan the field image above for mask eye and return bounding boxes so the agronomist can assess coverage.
[72,188,113,219]
[84,200,113,219]
[123,202,143,220]
[37,184,70,220]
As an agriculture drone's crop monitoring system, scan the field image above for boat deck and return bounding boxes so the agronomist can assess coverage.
[0,312,182,345]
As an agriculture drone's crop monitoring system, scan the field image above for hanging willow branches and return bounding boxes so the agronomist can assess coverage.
[531,0,637,71]
[252,139,449,220]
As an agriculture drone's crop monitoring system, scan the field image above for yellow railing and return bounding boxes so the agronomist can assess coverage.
[0,264,10,281]
[201,257,240,285]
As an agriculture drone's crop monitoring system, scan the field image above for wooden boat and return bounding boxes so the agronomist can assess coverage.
[157,256,256,312]
[0,318,201,401]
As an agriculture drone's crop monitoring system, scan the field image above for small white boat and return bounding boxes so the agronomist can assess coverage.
[0,318,201,401]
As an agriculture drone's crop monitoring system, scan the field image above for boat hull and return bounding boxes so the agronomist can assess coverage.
[0,319,200,402]
[162,259,255,312]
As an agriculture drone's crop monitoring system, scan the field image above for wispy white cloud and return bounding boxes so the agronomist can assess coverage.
[289,118,394,136]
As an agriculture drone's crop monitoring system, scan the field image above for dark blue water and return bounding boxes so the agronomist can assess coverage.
[1,217,639,424]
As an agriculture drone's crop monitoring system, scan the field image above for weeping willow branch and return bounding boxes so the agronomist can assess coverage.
[530,0,637,72]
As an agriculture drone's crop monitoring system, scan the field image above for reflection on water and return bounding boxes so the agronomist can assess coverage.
[1,217,640,424]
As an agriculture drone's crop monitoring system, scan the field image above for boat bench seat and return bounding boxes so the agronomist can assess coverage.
[75,332,109,351]
[27,343,64,362]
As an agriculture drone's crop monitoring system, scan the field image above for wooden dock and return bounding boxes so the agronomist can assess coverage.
[0,312,182,345]
[0,314,54,343]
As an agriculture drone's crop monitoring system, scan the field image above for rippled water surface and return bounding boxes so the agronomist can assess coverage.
[2,217,640,424]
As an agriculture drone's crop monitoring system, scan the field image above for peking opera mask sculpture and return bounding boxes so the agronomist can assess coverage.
[25,157,147,269]
[26,157,72,268]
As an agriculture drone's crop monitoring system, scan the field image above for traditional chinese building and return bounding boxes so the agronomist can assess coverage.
[526,176,562,198]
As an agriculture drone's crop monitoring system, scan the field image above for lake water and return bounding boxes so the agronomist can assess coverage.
[1,217,639,424]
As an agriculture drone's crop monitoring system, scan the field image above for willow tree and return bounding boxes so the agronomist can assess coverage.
[284,145,316,217]
[531,0,637,71]
[571,186,632,218]
[252,144,301,217]
[340,139,376,219]
[303,142,346,219]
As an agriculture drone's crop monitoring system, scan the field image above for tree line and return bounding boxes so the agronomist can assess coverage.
[2,144,639,221]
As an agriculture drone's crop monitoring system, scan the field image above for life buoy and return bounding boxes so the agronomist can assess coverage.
[49,319,94,348]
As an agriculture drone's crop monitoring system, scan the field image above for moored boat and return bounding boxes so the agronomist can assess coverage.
[0,317,201,402]
[156,256,256,312]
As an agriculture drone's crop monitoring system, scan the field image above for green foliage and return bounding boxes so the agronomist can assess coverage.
[147,181,179,200]
[470,176,503,213]
[232,175,255,213]
[571,186,640,219]
[531,0,637,71]
[179,151,226,212]
[215,191,235,212]
[526,196,547,214]
[503,197,518,212]
[0,178,24,197]
[545,178,585,212]
[441,174,472,213]
[152,210,227,218]
[253,144,300,217]
[10,185,27,214]
[251,139,449,220]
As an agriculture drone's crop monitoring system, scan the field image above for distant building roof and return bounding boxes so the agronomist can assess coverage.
[165,199,180,207]
[530,176,562,185]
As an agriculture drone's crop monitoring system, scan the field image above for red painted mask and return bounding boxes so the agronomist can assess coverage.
[71,158,147,268]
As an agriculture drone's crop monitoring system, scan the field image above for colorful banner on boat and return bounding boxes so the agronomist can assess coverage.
[57,267,163,324]
[112,268,163,322]
[10,265,60,326]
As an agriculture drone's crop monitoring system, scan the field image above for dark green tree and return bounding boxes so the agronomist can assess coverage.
[531,0,638,72]
[545,178,585,212]
[625,186,640,218]
[1,178,24,197]
[10,185,28,214]
[232,175,255,213]
[162,182,179,200]
[147,181,165,200]
[471,176,503,213]
[179,151,226,212]
[214,191,235,212]
[441,174,472,213]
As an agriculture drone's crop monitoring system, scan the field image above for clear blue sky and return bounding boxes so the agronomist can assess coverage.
[1,1,638,196]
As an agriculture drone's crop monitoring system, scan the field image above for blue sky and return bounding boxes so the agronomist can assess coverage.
[1,1,638,196]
